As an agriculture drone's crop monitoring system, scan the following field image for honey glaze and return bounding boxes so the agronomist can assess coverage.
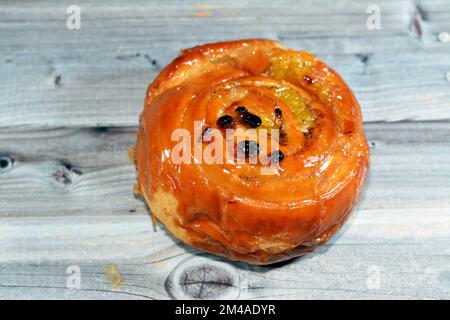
[135,39,369,264]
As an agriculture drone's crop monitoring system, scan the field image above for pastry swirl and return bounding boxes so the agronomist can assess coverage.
[134,39,369,265]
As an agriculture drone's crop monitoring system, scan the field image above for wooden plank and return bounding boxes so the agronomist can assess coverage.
[1,0,449,301]
[1,123,449,218]
[0,209,449,299]
[1,122,449,299]
[1,0,450,128]
[0,127,143,217]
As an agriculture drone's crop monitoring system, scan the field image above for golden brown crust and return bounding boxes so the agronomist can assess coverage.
[135,39,369,265]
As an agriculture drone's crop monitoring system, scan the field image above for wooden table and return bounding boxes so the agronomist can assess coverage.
[1,0,449,299]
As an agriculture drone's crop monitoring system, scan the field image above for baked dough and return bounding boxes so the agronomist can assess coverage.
[134,39,369,265]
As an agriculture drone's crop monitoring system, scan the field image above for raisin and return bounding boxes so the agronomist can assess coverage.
[237,140,259,158]
[217,115,235,129]
[274,107,282,117]
[241,112,262,128]
[270,150,285,163]
[235,106,247,114]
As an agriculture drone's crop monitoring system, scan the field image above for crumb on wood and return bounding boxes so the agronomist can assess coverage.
[104,264,124,290]
[194,3,212,17]
[438,32,450,43]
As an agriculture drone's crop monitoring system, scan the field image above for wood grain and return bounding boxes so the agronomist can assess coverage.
[1,210,449,299]
[1,123,449,218]
[0,0,449,128]
[0,123,449,299]
[1,0,449,300]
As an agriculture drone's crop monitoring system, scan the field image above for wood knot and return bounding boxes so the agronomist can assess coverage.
[0,154,14,173]
[90,126,111,135]
[355,53,372,65]
[165,256,241,300]
[409,4,427,40]
[143,54,159,67]
[53,159,82,185]
[54,74,62,86]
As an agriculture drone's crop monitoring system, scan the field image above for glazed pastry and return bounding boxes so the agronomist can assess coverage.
[133,39,369,265]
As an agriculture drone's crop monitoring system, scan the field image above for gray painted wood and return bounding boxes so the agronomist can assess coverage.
[0,0,449,300]
[0,123,449,219]
[0,0,450,128]
[0,123,449,299]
